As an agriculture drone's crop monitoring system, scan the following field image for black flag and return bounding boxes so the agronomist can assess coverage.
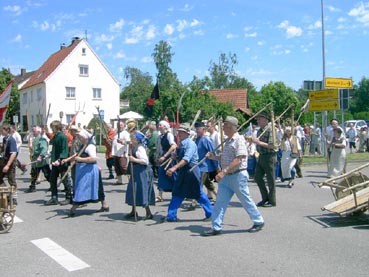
[145,82,159,116]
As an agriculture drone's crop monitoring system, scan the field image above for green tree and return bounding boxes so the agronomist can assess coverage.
[0,68,19,123]
[350,77,369,115]
[121,66,153,114]
[252,81,299,124]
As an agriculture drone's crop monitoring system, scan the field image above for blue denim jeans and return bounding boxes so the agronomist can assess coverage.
[167,191,213,221]
[212,171,264,231]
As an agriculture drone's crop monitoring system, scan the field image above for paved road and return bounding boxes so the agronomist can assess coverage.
[1,146,368,276]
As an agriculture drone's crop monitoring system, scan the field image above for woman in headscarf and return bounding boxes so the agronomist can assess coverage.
[62,129,109,216]
[327,127,346,178]
[280,127,301,188]
[125,133,155,220]
[155,120,177,202]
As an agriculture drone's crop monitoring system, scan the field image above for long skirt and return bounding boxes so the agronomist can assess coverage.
[281,150,297,181]
[73,163,100,204]
[327,148,346,177]
[157,158,177,192]
[126,164,155,207]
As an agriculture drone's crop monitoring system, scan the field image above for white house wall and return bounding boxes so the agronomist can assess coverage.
[20,39,120,130]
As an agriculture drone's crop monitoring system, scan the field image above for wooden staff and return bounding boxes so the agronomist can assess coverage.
[219,117,224,152]
[45,103,51,126]
[270,104,277,149]
[189,103,273,172]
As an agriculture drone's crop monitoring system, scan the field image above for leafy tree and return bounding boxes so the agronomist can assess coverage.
[121,66,153,114]
[350,77,369,115]
[208,52,238,89]
[252,81,299,125]
[0,68,19,123]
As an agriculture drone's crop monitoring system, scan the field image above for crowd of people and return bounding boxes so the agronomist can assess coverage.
[0,113,360,235]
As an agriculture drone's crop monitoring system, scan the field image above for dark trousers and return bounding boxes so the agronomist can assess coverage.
[254,154,276,205]
[30,165,51,188]
[50,165,70,199]
[106,157,114,176]
[0,159,17,188]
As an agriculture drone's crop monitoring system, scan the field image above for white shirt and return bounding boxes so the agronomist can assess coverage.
[111,129,130,157]
[12,131,22,152]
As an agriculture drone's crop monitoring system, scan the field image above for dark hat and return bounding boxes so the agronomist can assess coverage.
[194,121,205,128]
[177,123,190,134]
[224,116,239,127]
[256,110,270,121]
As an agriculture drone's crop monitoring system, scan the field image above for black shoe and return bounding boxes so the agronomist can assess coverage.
[96,206,110,213]
[45,198,58,205]
[125,212,138,219]
[144,214,153,220]
[161,217,177,223]
[25,187,36,193]
[107,175,114,179]
[256,200,268,207]
[262,202,275,208]
[201,229,222,237]
[247,223,264,233]
[12,198,18,206]
[21,168,28,175]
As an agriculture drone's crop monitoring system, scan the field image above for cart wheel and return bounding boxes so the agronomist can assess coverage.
[0,211,14,234]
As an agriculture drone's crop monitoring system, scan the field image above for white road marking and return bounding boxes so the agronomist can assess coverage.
[14,216,23,223]
[31,237,90,272]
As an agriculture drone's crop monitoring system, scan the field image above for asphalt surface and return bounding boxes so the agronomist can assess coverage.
[1,146,368,276]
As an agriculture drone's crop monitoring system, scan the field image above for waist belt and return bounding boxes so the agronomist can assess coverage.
[227,168,247,175]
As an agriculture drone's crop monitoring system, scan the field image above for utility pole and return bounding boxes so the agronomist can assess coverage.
[321,0,327,157]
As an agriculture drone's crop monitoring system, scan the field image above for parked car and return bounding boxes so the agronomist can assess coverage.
[344,120,367,137]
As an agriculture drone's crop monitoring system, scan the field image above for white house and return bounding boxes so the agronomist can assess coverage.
[19,37,120,131]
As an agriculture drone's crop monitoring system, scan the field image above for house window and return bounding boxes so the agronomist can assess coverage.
[66,114,74,123]
[66,87,76,98]
[37,88,42,101]
[22,92,27,104]
[30,90,33,102]
[93,88,102,99]
[82,48,86,55]
[79,65,89,76]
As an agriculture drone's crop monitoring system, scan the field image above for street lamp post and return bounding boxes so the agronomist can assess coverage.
[321,0,327,157]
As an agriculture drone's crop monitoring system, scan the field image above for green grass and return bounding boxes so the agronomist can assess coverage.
[302,151,369,164]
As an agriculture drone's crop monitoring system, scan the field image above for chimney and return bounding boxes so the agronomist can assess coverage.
[71,36,80,45]
[60,43,66,50]
[21,68,26,76]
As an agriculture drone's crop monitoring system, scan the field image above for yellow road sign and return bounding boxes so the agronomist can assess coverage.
[309,99,340,112]
[325,77,353,89]
[309,89,339,100]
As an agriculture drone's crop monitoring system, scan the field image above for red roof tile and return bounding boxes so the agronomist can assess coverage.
[208,89,248,111]
[22,39,82,90]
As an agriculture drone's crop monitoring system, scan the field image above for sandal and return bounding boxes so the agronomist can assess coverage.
[155,196,163,202]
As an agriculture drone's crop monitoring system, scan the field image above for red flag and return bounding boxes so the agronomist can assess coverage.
[0,80,14,124]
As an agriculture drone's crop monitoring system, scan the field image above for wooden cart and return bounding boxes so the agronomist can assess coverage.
[318,163,369,216]
[0,185,16,233]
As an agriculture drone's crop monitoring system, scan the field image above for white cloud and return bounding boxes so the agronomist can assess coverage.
[125,25,144,44]
[106,43,113,50]
[164,24,175,35]
[308,20,322,30]
[3,5,24,16]
[141,56,152,63]
[190,19,200,27]
[176,19,188,32]
[226,33,238,39]
[327,5,340,12]
[95,33,115,44]
[40,20,49,31]
[11,34,22,43]
[278,20,302,38]
[146,25,156,40]
[257,41,265,46]
[193,29,204,36]
[109,18,125,32]
[180,4,193,12]
[349,2,369,26]
[114,52,126,59]
[245,32,257,38]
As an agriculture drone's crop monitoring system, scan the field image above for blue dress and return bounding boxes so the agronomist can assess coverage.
[126,145,155,207]
[157,132,177,192]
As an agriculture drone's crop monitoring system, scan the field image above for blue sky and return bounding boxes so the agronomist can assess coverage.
[1,0,368,91]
